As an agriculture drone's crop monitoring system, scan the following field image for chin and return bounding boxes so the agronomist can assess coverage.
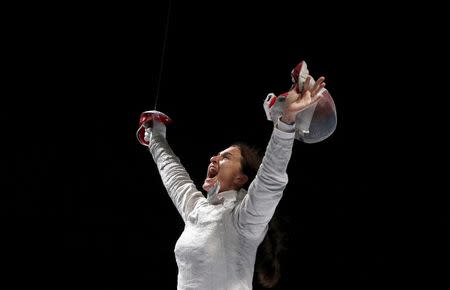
[204,176,221,192]
[202,180,214,192]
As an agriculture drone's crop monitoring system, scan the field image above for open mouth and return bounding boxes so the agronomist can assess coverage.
[207,165,218,178]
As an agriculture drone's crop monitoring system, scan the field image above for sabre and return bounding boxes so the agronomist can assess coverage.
[137,0,173,146]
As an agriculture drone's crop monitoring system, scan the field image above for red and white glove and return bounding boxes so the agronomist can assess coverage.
[144,119,167,141]
[264,61,312,122]
[136,110,171,146]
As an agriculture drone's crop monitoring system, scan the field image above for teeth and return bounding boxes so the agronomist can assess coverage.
[208,167,217,178]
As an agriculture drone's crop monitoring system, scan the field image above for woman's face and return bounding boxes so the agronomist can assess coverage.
[203,146,247,193]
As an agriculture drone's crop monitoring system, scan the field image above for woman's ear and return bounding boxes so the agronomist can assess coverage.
[235,174,248,188]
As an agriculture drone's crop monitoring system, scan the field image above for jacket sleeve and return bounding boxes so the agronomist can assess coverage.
[148,134,205,222]
[234,120,295,239]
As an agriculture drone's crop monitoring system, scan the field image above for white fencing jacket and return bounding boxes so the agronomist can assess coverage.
[148,120,295,290]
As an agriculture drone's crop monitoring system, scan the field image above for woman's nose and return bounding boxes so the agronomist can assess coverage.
[210,154,219,163]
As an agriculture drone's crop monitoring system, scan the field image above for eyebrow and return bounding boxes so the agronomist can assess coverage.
[220,152,233,158]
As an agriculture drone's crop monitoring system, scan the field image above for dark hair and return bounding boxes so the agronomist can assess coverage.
[232,143,286,288]
[254,214,286,288]
[232,142,263,189]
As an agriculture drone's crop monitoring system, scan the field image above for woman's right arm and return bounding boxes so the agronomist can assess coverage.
[148,133,205,222]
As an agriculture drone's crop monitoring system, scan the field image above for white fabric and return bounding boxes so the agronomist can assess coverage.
[148,119,295,290]
[276,117,296,133]
[144,119,167,141]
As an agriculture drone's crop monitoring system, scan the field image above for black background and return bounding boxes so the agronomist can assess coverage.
[3,1,448,289]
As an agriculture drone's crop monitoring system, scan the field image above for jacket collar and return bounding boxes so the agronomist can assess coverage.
[207,181,246,205]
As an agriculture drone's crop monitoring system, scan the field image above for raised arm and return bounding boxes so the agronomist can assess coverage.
[147,123,205,222]
[234,76,326,239]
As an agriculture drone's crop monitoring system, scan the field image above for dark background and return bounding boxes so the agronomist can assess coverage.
[3,1,448,289]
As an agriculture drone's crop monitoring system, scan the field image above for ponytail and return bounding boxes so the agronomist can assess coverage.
[255,214,286,288]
